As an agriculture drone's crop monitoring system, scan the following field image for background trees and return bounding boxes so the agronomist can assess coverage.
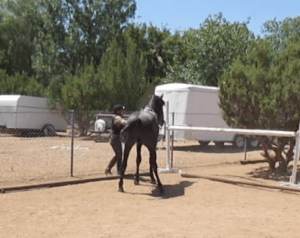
[165,13,254,86]
[0,3,258,108]
[98,36,148,111]
[219,34,300,173]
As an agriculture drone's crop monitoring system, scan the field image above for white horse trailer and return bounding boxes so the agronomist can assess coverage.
[0,95,67,136]
[155,83,258,148]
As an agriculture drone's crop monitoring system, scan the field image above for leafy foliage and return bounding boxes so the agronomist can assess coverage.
[61,64,109,111]
[99,36,148,110]
[262,15,300,50]
[0,70,44,96]
[165,13,254,86]
[219,36,300,172]
[0,0,37,76]
[123,23,173,84]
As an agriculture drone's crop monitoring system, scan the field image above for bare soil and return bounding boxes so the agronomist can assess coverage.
[1,137,300,237]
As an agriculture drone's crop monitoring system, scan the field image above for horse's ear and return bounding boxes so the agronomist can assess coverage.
[160,94,163,99]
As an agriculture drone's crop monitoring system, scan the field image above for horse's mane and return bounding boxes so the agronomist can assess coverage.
[147,96,156,109]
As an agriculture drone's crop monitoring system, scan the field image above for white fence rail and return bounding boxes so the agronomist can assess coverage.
[163,101,300,185]
[168,126,296,138]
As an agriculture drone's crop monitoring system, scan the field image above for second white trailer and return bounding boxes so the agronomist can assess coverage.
[0,95,67,136]
[155,83,258,148]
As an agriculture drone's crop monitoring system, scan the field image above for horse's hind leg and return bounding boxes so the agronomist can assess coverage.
[118,141,134,193]
[149,156,156,184]
[135,141,142,185]
[149,148,164,194]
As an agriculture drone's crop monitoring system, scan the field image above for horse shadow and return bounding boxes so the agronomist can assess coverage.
[123,178,195,199]
[150,180,195,199]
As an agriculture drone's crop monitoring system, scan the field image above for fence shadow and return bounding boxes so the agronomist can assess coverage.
[247,165,300,183]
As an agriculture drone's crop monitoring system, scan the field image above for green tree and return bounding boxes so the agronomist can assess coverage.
[262,15,300,50]
[0,70,44,96]
[1,0,137,86]
[31,0,136,87]
[165,13,254,86]
[99,36,148,110]
[60,63,110,135]
[219,36,300,173]
[124,23,173,84]
[0,0,37,76]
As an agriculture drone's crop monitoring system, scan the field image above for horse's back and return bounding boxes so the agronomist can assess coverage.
[122,109,159,145]
[127,110,156,126]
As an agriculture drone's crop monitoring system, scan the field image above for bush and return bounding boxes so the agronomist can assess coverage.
[219,37,300,173]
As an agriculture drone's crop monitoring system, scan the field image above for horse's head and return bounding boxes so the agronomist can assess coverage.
[149,94,165,127]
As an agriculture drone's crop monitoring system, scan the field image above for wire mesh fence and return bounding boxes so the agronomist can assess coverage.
[0,109,152,187]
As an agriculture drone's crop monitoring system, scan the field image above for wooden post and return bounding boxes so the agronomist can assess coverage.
[243,137,247,161]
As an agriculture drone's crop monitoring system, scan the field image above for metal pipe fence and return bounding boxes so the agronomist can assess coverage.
[162,101,300,185]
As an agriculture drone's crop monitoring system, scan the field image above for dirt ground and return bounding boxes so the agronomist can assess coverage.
[1,137,300,237]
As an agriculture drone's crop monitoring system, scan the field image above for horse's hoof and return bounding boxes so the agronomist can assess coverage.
[118,187,124,193]
[105,168,112,176]
[150,180,156,185]
[134,180,139,185]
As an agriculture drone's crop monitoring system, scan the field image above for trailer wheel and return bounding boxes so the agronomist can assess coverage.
[198,140,209,146]
[43,125,56,137]
[233,135,245,148]
[249,138,260,148]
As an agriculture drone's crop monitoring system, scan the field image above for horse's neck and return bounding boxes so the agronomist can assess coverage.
[146,99,156,112]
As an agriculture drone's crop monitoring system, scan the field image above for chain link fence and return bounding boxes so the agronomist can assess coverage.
[0,109,158,187]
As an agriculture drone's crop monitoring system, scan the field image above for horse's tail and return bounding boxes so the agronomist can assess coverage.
[120,118,141,143]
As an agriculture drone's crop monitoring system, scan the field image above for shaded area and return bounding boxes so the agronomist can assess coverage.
[247,165,300,182]
[150,181,195,199]
[221,174,266,184]
[80,133,110,142]
[181,173,300,194]
[240,159,268,165]
[0,173,149,193]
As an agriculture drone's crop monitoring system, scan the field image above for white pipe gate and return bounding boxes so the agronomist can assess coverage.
[162,101,300,185]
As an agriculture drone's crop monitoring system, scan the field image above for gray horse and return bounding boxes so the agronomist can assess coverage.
[118,94,165,194]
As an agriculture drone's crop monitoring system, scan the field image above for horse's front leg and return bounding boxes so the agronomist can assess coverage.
[135,142,142,185]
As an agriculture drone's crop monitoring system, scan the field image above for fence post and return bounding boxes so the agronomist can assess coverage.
[165,101,170,170]
[70,110,75,177]
[291,122,300,184]
[158,102,181,174]
[243,137,247,161]
[171,112,175,168]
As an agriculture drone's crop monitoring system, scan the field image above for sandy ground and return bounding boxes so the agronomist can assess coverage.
[1,137,300,237]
